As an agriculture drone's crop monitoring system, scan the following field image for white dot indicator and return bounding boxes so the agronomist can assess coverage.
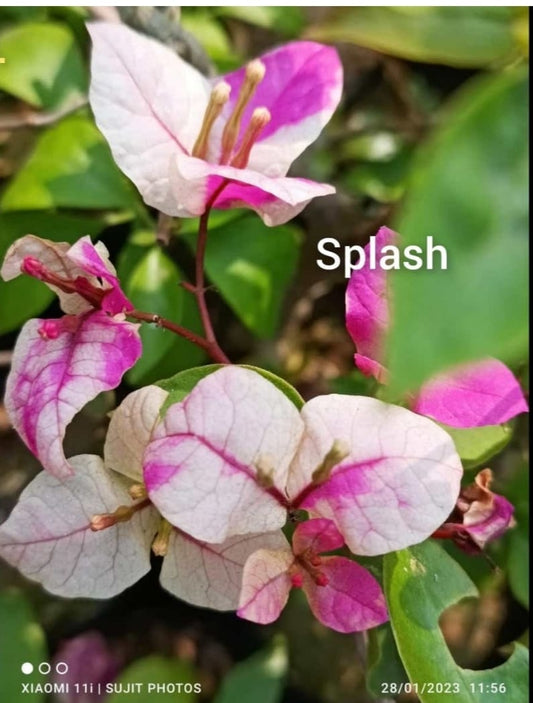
[21,663,33,675]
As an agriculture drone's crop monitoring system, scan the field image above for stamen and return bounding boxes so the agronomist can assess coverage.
[90,505,135,532]
[255,453,275,488]
[21,256,47,280]
[230,107,271,169]
[90,498,150,532]
[220,59,266,164]
[20,256,105,309]
[309,553,322,567]
[314,572,329,587]
[192,81,231,160]
[38,320,61,341]
[311,440,350,485]
[129,483,147,500]
[152,518,173,557]
[291,572,304,588]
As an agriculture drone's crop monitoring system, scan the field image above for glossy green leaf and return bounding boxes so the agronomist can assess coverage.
[384,540,529,702]
[106,656,198,703]
[0,22,86,108]
[308,7,524,67]
[0,590,48,703]
[386,69,528,395]
[366,623,409,698]
[440,424,512,470]
[158,364,303,414]
[0,211,103,334]
[183,215,302,338]
[1,115,135,211]
[213,637,287,703]
[125,246,184,385]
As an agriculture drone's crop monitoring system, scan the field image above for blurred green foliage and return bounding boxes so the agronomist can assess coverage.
[0,590,48,703]
[308,7,526,67]
[387,68,528,395]
[213,637,287,703]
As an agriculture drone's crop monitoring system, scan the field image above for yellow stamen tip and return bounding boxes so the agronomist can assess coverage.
[246,59,266,84]
[212,81,231,106]
[251,107,271,127]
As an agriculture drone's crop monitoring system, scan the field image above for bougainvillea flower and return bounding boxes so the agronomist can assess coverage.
[238,518,388,633]
[88,22,342,226]
[432,468,515,553]
[1,235,142,478]
[144,366,463,556]
[346,226,528,428]
[0,385,286,604]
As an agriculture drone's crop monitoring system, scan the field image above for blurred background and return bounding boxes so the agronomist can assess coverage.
[0,6,529,703]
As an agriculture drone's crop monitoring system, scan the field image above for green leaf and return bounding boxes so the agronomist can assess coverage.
[1,115,135,211]
[157,364,304,415]
[386,68,528,395]
[0,590,48,703]
[0,211,103,334]
[183,214,302,338]
[384,540,529,702]
[125,246,184,385]
[440,424,512,470]
[106,656,198,703]
[213,637,287,703]
[0,22,86,108]
[308,7,525,68]
[366,623,409,698]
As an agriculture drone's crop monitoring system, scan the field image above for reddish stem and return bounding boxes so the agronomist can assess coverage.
[192,182,230,358]
[129,181,232,365]
[127,309,229,364]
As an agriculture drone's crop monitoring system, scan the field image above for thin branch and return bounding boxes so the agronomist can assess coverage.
[127,309,229,365]
[0,96,88,131]
[190,182,230,361]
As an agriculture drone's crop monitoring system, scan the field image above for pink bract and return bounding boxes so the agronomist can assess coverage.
[88,23,342,225]
[237,518,388,633]
[143,366,463,555]
[434,468,515,552]
[345,227,528,428]
[0,386,287,604]
[1,235,142,478]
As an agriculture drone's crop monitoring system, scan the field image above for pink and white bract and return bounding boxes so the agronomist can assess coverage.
[144,366,463,556]
[345,227,528,428]
[433,468,515,552]
[1,235,142,478]
[0,385,286,605]
[238,518,388,633]
[88,23,342,225]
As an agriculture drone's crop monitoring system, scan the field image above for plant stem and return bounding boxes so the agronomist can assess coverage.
[191,182,230,360]
[129,182,231,365]
[127,309,229,364]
